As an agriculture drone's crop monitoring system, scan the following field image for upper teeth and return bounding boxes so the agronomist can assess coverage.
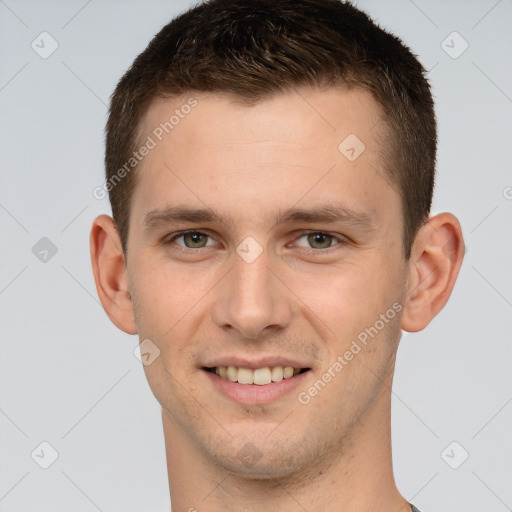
[213,366,301,385]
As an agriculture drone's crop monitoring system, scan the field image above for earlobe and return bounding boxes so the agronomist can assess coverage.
[401,212,464,333]
[90,214,138,335]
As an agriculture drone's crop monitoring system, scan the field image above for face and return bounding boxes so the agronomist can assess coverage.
[125,87,410,478]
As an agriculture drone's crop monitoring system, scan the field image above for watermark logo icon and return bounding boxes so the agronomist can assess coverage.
[31,32,59,59]
[31,441,59,469]
[338,134,366,161]
[133,338,161,366]
[32,237,58,263]
[236,236,263,264]
[237,442,263,468]
[441,31,469,59]
[441,441,469,469]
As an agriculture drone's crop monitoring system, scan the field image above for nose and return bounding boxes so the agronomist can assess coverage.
[211,250,292,339]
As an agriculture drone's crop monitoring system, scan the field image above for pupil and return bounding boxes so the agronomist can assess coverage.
[186,232,205,247]
[308,233,331,248]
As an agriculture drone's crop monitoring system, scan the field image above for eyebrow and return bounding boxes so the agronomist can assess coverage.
[144,206,226,230]
[275,205,374,229]
[143,204,376,231]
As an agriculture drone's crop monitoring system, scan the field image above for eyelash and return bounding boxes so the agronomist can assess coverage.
[162,230,348,254]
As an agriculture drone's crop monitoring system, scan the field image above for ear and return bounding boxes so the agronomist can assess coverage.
[401,212,464,332]
[90,214,137,334]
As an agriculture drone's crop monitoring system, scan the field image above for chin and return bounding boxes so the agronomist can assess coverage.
[217,454,304,480]
[207,435,316,481]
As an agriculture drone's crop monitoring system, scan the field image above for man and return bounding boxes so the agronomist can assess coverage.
[90,1,464,510]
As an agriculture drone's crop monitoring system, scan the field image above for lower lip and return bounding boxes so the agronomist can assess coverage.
[202,369,311,405]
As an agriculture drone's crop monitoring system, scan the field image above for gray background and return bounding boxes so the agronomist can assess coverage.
[0,0,511,510]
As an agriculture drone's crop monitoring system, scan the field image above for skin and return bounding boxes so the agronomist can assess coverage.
[90,87,464,512]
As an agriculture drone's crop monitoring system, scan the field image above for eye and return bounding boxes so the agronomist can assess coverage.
[294,232,343,250]
[167,231,215,248]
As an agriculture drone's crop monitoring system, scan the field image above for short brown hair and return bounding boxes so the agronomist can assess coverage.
[105,0,436,258]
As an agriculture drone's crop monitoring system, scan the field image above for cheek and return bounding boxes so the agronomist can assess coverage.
[294,256,404,346]
[129,257,202,341]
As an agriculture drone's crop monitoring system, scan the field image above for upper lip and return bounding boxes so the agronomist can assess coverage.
[202,355,311,370]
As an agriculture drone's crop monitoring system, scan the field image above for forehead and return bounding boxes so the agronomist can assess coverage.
[130,87,397,232]
[142,86,383,160]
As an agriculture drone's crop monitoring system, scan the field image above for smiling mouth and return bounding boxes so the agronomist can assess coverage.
[203,366,311,385]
